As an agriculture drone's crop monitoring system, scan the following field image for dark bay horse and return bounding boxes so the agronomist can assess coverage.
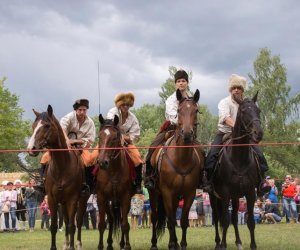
[27,105,88,250]
[149,89,204,250]
[96,114,133,250]
[210,93,262,250]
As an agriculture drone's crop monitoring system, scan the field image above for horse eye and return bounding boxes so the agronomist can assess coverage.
[44,124,50,129]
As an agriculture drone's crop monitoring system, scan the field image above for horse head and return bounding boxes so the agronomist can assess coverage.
[234,91,263,143]
[176,89,200,144]
[98,114,121,170]
[27,105,61,156]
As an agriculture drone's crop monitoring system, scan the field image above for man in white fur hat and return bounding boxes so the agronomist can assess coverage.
[204,74,269,195]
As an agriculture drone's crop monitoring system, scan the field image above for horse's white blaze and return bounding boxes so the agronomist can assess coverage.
[104,128,110,135]
[27,120,43,149]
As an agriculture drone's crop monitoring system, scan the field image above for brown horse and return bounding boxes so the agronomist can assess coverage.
[148,89,204,250]
[27,105,88,250]
[96,114,133,250]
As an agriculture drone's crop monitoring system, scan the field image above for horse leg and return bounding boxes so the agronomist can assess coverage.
[231,199,243,250]
[106,204,114,250]
[149,191,158,250]
[76,197,87,250]
[180,194,194,250]
[48,199,58,250]
[120,193,131,250]
[162,193,179,250]
[246,193,257,250]
[210,196,221,249]
[220,198,230,249]
[97,198,107,250]
[61,205,70,250]
[66,200,77,250]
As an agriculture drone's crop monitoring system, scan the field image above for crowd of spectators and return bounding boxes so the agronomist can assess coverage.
[0,174,299,233]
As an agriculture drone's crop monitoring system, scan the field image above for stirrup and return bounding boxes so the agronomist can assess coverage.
[81,183,90,197]
[144,177,155,190]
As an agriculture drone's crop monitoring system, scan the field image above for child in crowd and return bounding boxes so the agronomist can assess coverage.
[40,195,50,230]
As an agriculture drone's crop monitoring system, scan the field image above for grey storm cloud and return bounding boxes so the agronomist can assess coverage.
[0,0,299,120]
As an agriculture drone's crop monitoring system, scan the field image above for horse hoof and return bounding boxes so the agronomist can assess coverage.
[76,241,82,250]
[150,246,158,250]
[237,244,243,250]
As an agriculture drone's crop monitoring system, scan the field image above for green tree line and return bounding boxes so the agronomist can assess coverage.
[0,48,299,179]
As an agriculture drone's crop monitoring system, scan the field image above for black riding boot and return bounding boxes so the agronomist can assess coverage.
[134,164,143,194]
[81,167,93,197]
[202,168,214,193]
[144,160,155,190]
[35,164,46,194]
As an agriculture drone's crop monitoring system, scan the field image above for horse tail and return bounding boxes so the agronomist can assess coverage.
[156,195,166,239]
[112,200,121,237]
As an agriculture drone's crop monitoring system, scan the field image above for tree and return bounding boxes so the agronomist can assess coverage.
[0,78,31,172]
[247,48,300,175]
[248,48,300,133]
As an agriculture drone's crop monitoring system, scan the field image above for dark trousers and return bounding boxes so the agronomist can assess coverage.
[83,208,97,229]
[41,213,50,229]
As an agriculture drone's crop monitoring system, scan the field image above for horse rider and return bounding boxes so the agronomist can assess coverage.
[144,69,201,190]
[38,98,96,196]
[203,74,270,196]
[105,92,144,194]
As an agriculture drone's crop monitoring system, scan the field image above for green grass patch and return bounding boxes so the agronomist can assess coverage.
[0,223,299,249]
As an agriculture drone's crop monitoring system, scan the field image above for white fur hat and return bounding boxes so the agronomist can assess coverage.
[14,179,22,185]
[228,74,247,91]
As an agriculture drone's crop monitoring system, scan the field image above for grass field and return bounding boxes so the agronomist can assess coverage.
[1,223,300,250]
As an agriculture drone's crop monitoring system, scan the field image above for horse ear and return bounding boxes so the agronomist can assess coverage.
[113,115,119,126]
[194,89,200,102]
[252,91,259,103]
[32,109,40,117]
[176,89,183,102]
[47,105,53,117]
[99,114,105,124]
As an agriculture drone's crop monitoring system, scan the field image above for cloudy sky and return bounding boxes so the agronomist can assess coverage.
[1,0,300,121]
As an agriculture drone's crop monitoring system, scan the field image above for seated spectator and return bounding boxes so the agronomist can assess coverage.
[265,178,279,207]
[253,202,263,224]
[263,199,282,224]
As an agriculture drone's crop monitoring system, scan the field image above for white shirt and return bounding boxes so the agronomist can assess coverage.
[60,111,96,147]
[165,91,193,125]
[218,95,239,133]
[1,189,17,208]
[106,107,140,143]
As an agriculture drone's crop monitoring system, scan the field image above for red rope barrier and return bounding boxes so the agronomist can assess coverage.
[0,141,299,153]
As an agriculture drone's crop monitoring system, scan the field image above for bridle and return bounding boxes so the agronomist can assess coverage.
[232,103,261,141]
[99,124,122,161]
[176,97,199,141]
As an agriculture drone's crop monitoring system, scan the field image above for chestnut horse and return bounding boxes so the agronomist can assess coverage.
[27,105,88,250]
[96,114,133,250]
[210,93,262,250]
[149,89,204,250]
